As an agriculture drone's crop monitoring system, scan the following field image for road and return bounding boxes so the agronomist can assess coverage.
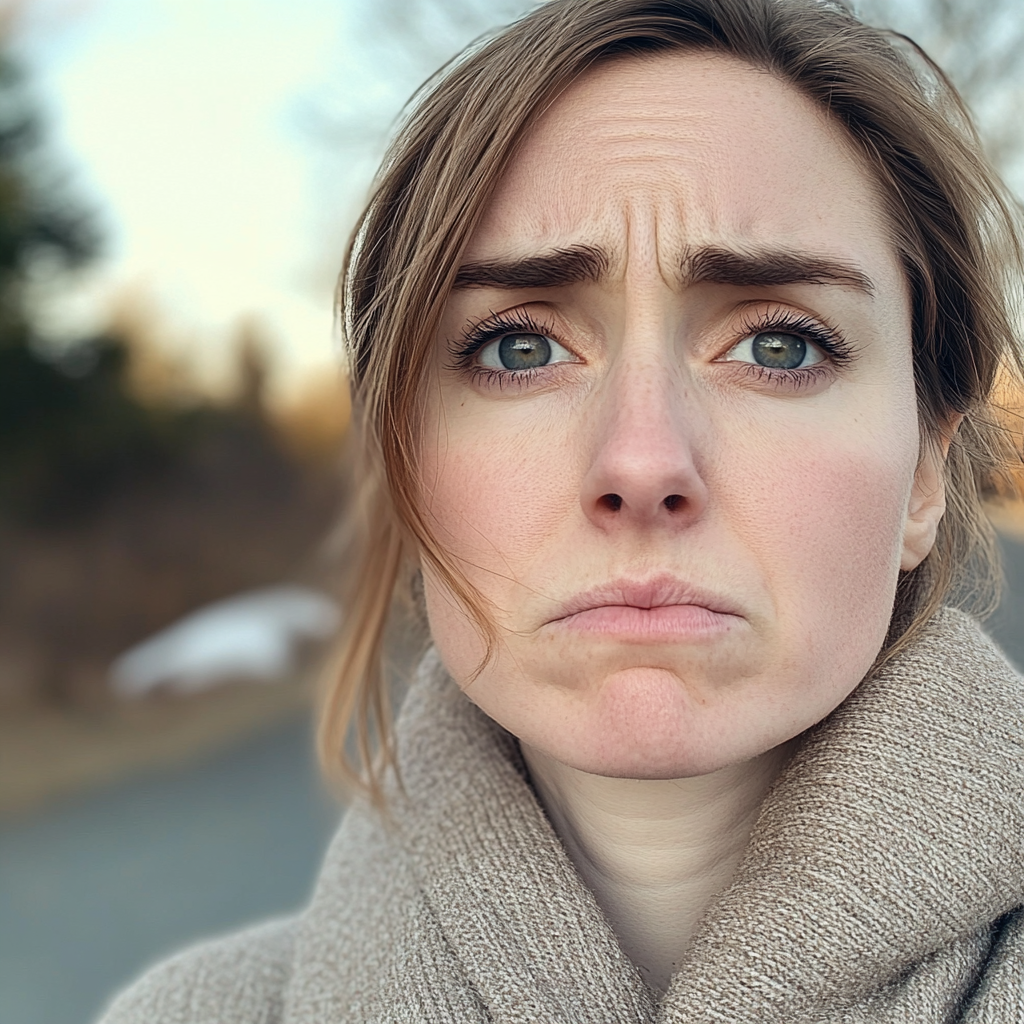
[4,536,1024,1024]
[0,714,340,1024]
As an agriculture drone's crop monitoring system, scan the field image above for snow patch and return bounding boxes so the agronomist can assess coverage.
[110,585,340,697]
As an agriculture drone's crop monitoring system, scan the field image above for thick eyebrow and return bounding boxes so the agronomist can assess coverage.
[452,241,874,296]
[453,244,609,290]
[685,245,875,295]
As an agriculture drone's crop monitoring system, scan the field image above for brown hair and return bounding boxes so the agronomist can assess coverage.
[320,0,1024,802]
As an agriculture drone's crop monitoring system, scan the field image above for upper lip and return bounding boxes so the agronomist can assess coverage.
[548,573,742,623]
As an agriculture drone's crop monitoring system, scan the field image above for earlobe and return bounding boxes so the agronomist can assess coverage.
[900,416,963,572]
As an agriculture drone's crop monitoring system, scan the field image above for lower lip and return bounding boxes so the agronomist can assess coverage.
[553,604,737,639]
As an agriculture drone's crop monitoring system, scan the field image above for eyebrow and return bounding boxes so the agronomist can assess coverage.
[453,244,609,289]
[452,241,874,296]
[684,245,875,295]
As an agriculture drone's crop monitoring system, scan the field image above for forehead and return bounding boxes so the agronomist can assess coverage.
[464,52,898,279]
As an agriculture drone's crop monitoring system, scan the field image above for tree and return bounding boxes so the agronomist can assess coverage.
[856,0,1024,179]
[0,50,180,524]
[0,53,98,341]
[340,0,1024,184]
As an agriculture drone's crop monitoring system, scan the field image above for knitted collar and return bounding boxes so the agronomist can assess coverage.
[312,608,1024,1022]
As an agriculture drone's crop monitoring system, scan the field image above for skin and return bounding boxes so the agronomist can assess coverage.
[418,53,951,993]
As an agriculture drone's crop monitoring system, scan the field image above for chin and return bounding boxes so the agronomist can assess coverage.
[522,665,756,780]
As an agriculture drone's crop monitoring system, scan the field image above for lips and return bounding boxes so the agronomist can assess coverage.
[547,574,742,638]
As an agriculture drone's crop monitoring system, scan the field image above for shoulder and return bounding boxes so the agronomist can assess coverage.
[94,915,298,1024]
[891,607,1024,726]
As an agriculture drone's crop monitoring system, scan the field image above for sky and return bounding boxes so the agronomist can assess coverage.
[8,0,412,400]
[8,0,1021,401]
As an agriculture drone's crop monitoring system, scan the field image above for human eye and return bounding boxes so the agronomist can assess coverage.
[719,309,854,385]
[477,331,575,370]
[449,310,577,386]
[725,331,824,369]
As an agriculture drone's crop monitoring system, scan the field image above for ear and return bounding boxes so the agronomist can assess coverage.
[900,415,964,572]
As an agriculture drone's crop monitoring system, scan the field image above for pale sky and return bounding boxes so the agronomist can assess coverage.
[10,0,1019,401]
[10,0,418,400]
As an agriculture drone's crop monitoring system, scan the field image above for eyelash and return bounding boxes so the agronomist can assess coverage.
[728,308,854,389]
[448,307,854,389]
[447,310,560,389]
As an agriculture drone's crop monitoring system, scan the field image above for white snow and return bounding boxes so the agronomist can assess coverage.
[110,585,340,697]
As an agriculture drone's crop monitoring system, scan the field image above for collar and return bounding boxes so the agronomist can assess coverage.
[301,608,1024,1023]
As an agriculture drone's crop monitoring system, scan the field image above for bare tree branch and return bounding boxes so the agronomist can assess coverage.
[857,0,1024,175]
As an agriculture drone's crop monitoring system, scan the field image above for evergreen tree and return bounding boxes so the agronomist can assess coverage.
[0,52,170,524]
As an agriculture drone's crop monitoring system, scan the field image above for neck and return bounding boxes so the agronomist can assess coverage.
[520,742,792,996]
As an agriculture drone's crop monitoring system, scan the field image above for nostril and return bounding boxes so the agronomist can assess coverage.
[663,494,684,513]
[599,493,623,512]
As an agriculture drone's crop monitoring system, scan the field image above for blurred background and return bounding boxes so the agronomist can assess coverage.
[1,1,1024,1022]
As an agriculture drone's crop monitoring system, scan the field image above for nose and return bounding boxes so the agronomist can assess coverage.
[580,355,709,529]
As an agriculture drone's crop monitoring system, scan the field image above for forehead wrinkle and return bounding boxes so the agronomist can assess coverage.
[564,118,713,152]
[467,58,896,303]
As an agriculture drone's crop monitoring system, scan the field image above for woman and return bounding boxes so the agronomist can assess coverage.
[100,0,1024,1020]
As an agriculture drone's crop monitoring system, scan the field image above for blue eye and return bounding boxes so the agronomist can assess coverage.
[500,334,549,369]
[478,332,575,370]
[725,331,824,370]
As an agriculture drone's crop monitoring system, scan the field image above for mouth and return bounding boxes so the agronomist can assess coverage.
[547,574,742,640]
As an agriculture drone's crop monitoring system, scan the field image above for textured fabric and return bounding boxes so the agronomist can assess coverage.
[97,608,1024,1023]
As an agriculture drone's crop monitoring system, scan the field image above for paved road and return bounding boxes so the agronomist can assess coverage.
[0,714,340,1024]
[4,535,1024,1024]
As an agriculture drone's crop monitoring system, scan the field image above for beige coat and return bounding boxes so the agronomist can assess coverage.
[98,607,1024,1023]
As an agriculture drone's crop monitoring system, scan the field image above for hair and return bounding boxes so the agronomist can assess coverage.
[319,0,1024,803]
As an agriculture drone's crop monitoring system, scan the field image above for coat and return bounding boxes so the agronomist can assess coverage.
[97,607,1024,1023]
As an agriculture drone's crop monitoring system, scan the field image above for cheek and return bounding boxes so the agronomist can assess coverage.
[725,409,917,667]
[420,410,578,576]
[419,407,579,678]
[420,373,920,714]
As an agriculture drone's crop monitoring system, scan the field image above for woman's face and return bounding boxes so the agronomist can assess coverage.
[420,52,946,779]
